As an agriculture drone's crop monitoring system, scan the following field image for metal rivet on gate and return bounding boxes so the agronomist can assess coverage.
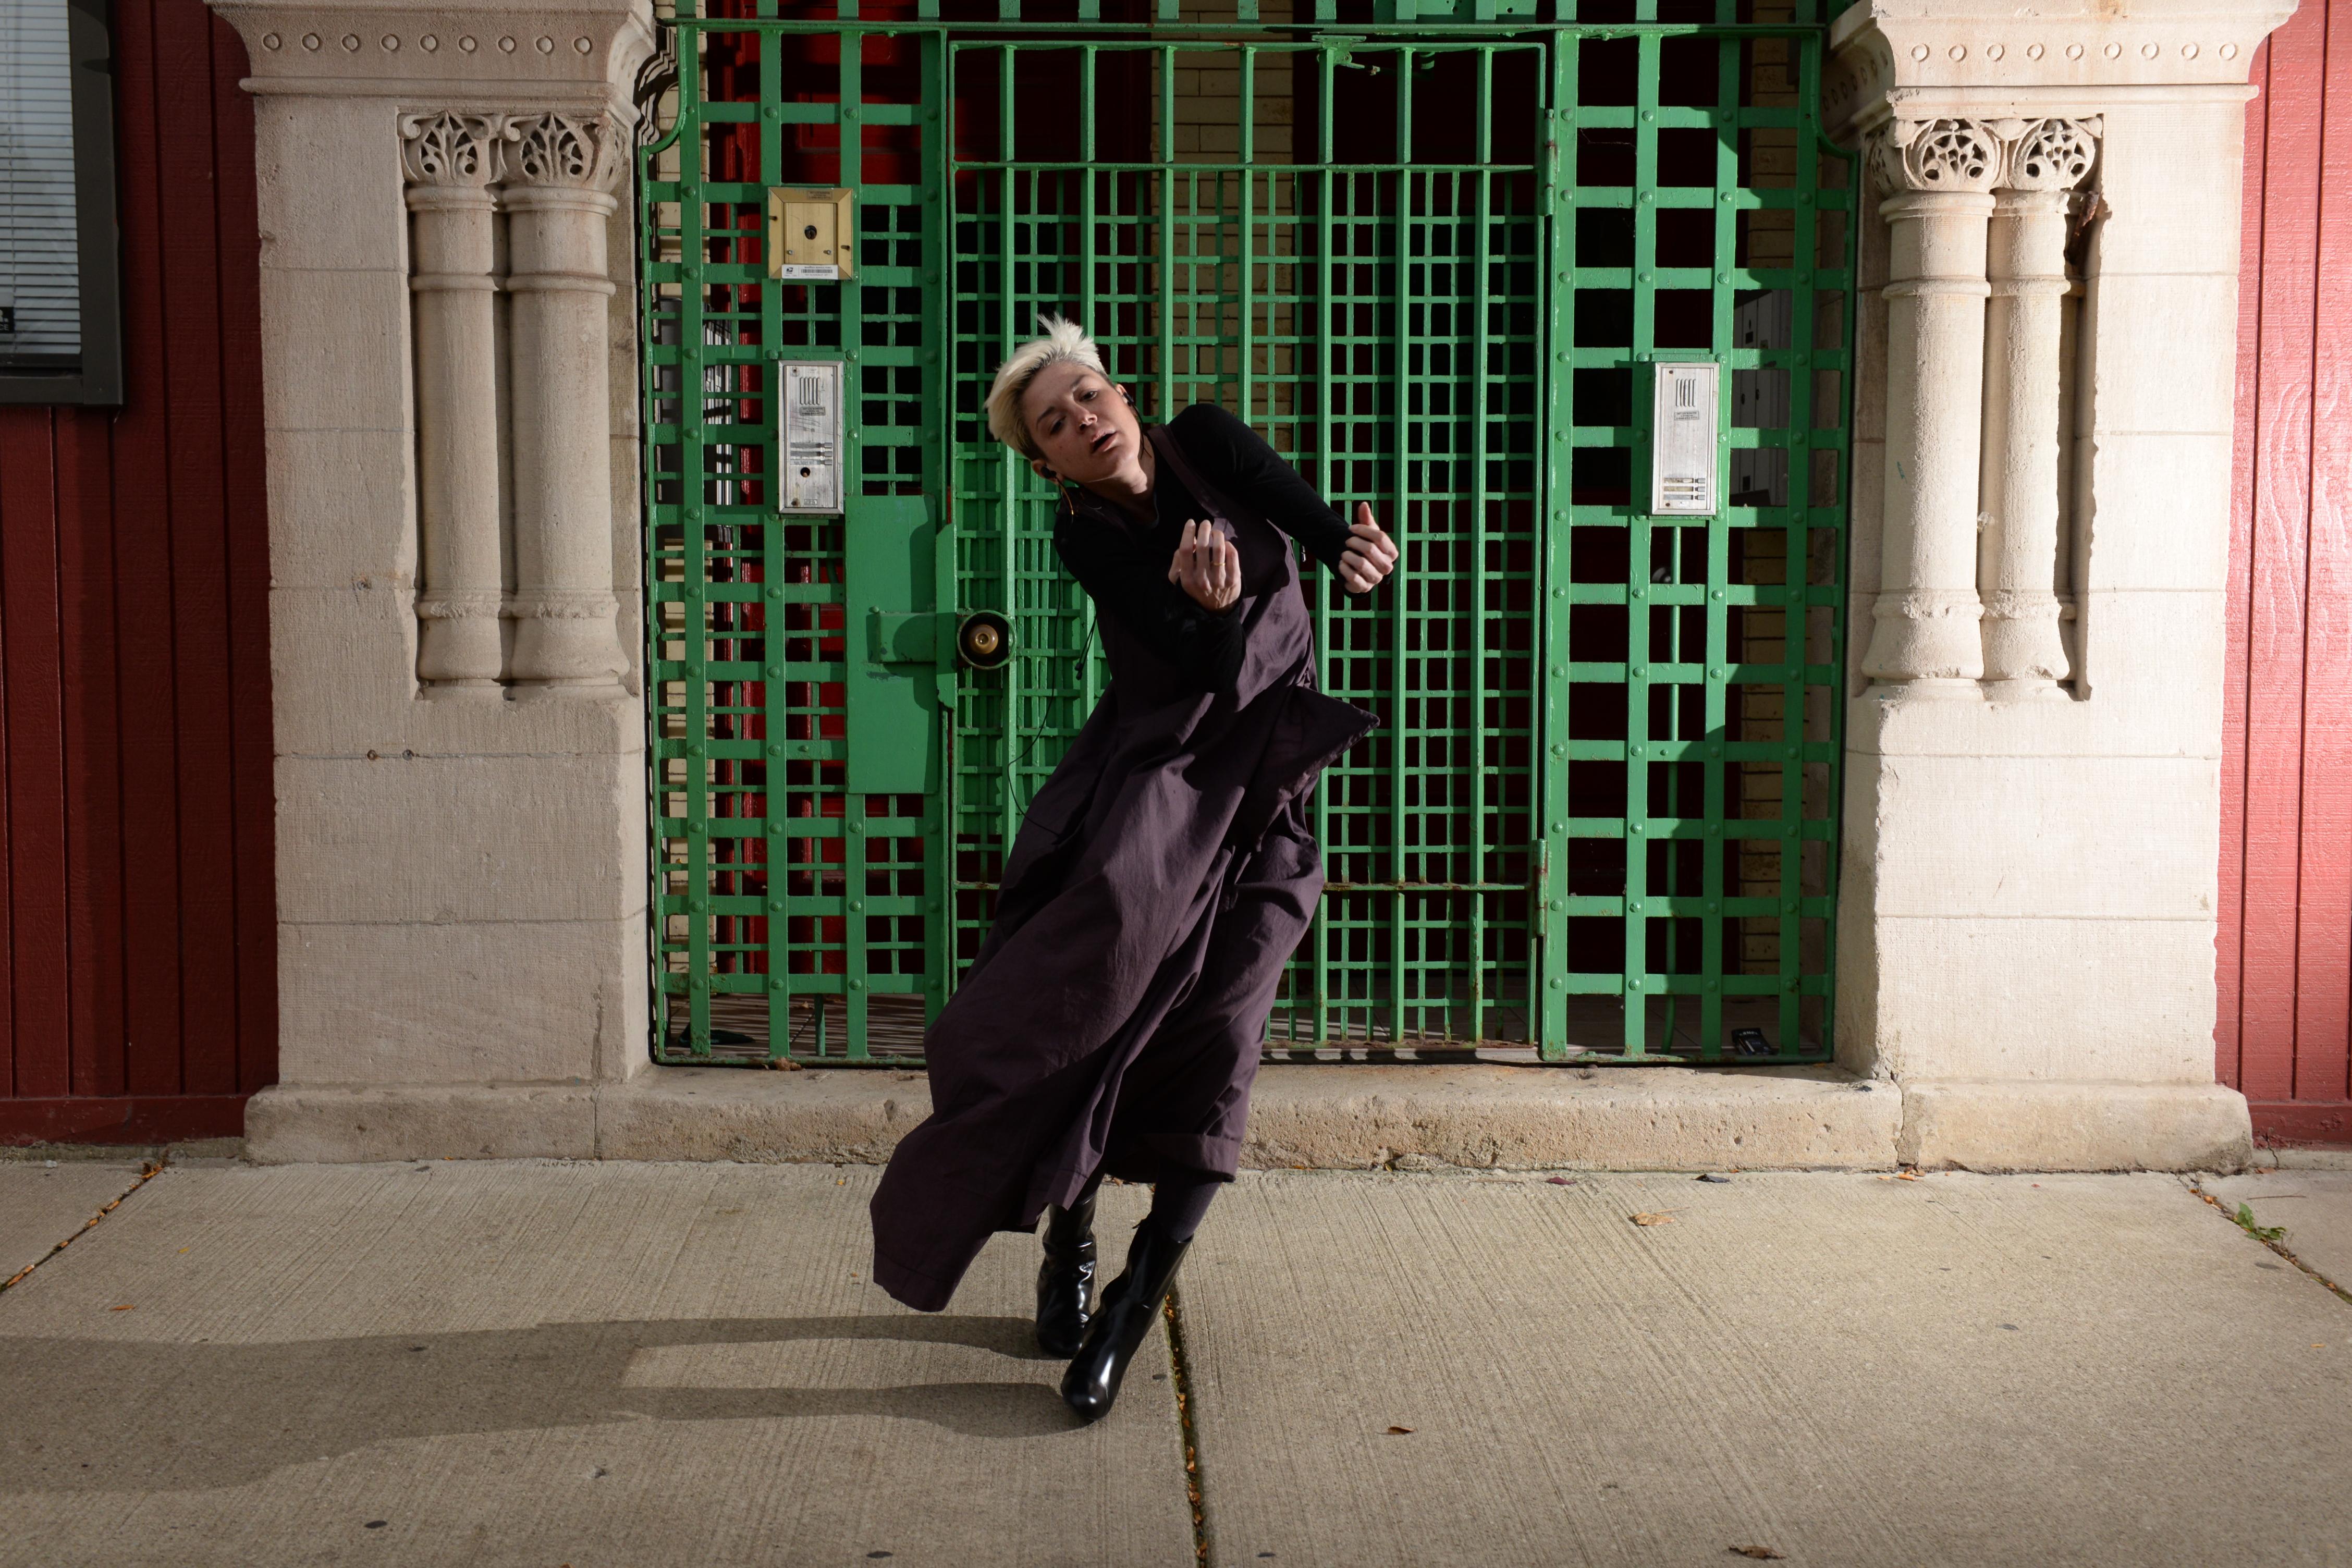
[1627,976,1642,990]
[1552,586,1566,598]
[692,898,709,912]
[1630,744,1644,758]
[693,976,708,990]
[771,978,786,991]
[1639,271,1652,284]
[852,900,864,911]
[1630,822,1645,835]
[1551,744,1566,757]
[1708,823,1721,836]
[1550,665,1564,678]
[767,586,782,601]
[1711,667,1725,678]
[842,106,859,120]
[765,106,781,121]
[1558,272,1571,285]
[1711,590,1724,601]
[1550,977,1565,990]
[1556,351,1570,363]
[1787,745,1799,760]
[1629,899,1644,912]
[687,507,702,521]
[689,743,704,758]
[1720,192,1734,204]
[1642,111,1656,123]
[767,666,782,679]
[769,899,783,911]
[1639,192,1653,203]
[1719,273,1732,286]
[851,979,865,990]
[767,743,783,757]
[1706,977,1719,991]
[1708,899,1720,912]
[1548,899,1562,911]
[1797,192,1813,207]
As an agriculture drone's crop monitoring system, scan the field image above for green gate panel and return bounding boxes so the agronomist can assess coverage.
[639,10,1854,1068]
[844,493,941,796]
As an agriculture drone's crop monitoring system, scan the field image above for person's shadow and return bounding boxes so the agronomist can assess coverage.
[1,1314,1073,1494]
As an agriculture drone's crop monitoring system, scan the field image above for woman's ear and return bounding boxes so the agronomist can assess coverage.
[1030,457,1058,482]
[1118,385,1137,407]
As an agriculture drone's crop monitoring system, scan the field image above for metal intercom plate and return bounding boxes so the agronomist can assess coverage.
[779,360,843,514]
[1649,362,1720,517]
[767,186,854,281]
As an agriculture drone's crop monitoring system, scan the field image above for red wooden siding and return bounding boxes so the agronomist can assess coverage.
[2222,0,2352,1146]
[0,0,274,1144]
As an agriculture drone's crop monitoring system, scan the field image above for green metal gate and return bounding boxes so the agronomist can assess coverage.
[639,3,1855,1067]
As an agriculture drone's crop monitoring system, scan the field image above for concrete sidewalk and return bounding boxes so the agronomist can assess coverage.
[1,1158,2346,1567]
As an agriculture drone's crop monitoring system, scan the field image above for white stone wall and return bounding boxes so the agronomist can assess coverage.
[1826,0,2291,1165]
[209,1,658,1151]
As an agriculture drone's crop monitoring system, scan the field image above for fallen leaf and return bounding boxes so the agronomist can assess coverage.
[1386,1425,1414,1435]
[1728,1548,1784,1561]
[1897,1171,1922,1181]
[1630,1212,1674,1227]
[1546,1176,1575,1186]
[109,1304,134,1312]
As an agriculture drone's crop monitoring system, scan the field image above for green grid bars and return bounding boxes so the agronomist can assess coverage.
[1539,31,1854,1058]
[641,25,952,1061]
[639,13,1854,1065]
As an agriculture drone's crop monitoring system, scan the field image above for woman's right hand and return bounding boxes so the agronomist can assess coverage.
[1168,519,1242,612]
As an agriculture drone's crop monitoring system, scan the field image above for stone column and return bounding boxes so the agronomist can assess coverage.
[500,112,630,694]
[1859,118,2000,698]
[1826,0,2295,1174]
[1978,118,2098,701]
[399,111,507,691]
[209,0,656,1162]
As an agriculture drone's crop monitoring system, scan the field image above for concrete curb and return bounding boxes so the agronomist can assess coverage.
[248,1063,1903,1171]
[241,1065,2267,1172]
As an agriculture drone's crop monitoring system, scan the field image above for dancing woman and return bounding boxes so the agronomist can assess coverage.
[868,318,1397,1419]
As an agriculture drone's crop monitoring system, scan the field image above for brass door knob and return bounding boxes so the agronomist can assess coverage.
[956,610,1013,670]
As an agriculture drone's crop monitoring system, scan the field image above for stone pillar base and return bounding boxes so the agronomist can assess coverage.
[1896,1080,2254,1173]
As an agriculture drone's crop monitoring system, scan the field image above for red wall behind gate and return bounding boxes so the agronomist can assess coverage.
[2221,0,2352,1146]
[0,0,275,1144]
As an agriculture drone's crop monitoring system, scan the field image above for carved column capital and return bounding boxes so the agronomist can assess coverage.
[501,111,626,194]
[1996,117,2102,192]
[398,110,505,189]
[1869,118,2003,199]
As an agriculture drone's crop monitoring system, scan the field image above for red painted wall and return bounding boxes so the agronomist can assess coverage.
[0,0,275,1144]
[2221,0,2352,1146]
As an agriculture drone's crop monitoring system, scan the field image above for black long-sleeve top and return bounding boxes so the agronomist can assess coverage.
[1051,404,1370,691]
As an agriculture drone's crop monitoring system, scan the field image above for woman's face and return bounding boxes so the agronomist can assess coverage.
[1018,360,1141,487]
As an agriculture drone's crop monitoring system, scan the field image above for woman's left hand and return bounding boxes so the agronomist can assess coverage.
[1335,501,1399,594]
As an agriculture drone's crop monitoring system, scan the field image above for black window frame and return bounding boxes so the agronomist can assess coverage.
[1,0,124,407]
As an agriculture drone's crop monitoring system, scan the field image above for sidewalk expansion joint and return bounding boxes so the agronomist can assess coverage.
[1162,1286,1209,1567]
[1,1158,169,1296]
[2188,1180,2352,1308]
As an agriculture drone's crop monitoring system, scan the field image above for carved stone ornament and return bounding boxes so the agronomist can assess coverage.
[503,112,624,192]
[2001,117,2102,191]
[1869,118,2003,197]
[398,111,503,187]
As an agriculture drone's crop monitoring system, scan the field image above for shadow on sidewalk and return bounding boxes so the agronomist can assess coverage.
[1,1313,1076,1493]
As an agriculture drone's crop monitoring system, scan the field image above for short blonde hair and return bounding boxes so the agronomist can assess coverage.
[984,315,1108,459]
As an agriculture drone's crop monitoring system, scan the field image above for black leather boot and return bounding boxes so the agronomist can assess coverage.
[1060,1216,1191,1421]
[1035,1189,1099,1358]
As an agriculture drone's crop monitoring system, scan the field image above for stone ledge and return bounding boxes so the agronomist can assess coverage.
[1895,1079,2255,1172]
[249,1064,1907,1171]
[242,1069,2261,1172]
